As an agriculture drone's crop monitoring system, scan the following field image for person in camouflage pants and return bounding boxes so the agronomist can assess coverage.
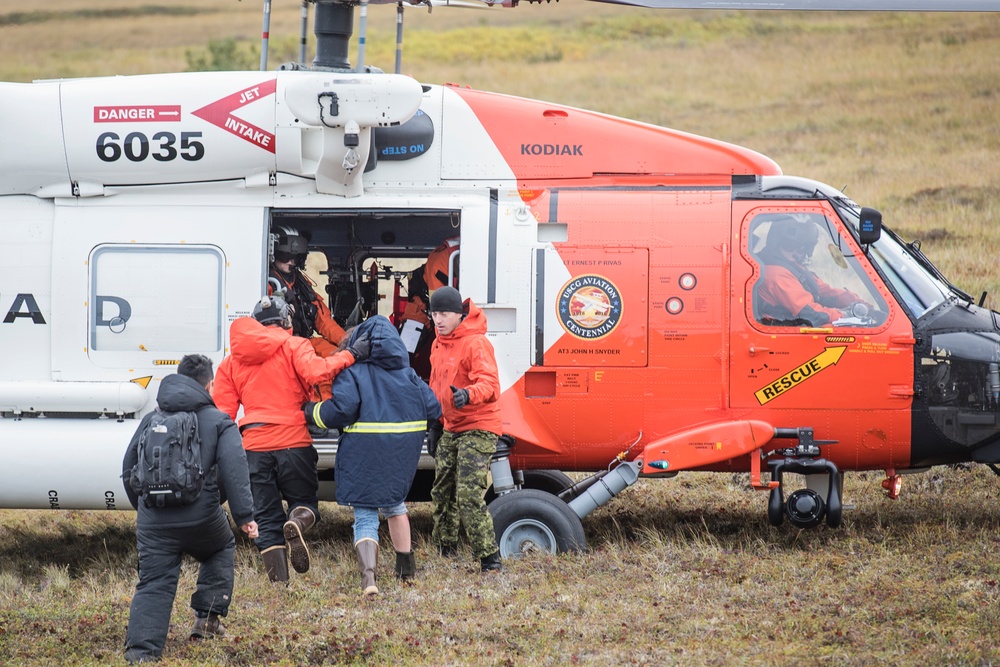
[426,286,503,571]
[431,429,497,558]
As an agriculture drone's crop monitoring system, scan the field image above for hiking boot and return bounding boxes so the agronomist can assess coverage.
[394,550,416,581]
[480,551,503,573]
[283,506,317,574]
[355,538,379,596]
[190,612,224,639]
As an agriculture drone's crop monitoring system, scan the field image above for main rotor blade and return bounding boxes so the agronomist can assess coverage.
[590,0,1000,10]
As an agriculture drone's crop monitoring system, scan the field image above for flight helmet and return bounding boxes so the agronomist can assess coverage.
[273,225,309,264]
[767,216,819,262]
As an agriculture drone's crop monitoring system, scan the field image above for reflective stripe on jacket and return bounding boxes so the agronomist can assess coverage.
[316,315,442,508]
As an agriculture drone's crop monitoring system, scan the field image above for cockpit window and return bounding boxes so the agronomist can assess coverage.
[748,212,887,328]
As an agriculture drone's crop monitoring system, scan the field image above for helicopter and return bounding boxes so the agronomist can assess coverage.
[2,0,1000,559]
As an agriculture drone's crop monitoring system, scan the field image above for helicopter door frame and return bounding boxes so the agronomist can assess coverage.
[728,201,915,465]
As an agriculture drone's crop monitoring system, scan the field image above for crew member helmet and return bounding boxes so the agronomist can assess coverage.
[273,225,309,264]
[767,216,819,257]
[253,294,294,329]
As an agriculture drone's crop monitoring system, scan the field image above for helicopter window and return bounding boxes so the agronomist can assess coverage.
[748,213,887,329]
[89,245,223,354]
[856,227,949,320]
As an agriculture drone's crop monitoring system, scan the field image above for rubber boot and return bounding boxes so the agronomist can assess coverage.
[283,506,316,574]
[480,550,503,573]
[355,538,379,596]
[394,550,416,581]
[261,544,289,584]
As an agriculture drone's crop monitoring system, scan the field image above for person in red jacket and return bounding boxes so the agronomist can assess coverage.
[213,294,370,583]
[426,286,503,572]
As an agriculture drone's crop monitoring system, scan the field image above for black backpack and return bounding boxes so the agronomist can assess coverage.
[129,409,205,508]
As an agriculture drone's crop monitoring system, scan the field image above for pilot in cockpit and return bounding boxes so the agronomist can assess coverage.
[755,216,867,327]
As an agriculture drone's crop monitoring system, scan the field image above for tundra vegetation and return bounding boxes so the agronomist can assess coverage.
[1,2,1000,665]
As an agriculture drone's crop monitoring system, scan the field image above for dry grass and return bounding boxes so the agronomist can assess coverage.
[3,466,1000,665]
[3,3,1000,665]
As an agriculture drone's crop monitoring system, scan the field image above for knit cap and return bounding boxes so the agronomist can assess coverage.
[428,286,464,314]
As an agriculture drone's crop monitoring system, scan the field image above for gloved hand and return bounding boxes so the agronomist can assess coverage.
[450,385,470,409]
[348,336,371,362]
[426,419,443,458]
[303,401,318,426]
[841,302,870,319]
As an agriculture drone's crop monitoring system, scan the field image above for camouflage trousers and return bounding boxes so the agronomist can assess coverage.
[431,429,499,559]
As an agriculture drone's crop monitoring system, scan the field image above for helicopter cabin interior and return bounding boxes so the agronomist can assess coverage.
[269,209,461,379]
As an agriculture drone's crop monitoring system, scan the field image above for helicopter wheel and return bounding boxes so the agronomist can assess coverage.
[489,489,586,558]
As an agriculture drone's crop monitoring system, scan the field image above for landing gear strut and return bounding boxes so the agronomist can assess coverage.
[766,427,843,529]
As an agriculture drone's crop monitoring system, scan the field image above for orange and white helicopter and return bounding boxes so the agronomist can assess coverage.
[2,0,1000,558]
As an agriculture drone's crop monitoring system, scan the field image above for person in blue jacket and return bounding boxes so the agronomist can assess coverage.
[304,315,441,596]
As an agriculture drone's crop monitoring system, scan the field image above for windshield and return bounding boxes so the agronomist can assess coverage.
[836,202,951,319]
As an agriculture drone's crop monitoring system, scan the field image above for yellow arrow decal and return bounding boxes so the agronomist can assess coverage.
[754,346,847,405]
[131,376,153,389]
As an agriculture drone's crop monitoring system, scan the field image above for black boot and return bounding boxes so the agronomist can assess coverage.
[480,551,502,572]
[438,543,457,558]
[394,551,416,581]
[283,506,317,574]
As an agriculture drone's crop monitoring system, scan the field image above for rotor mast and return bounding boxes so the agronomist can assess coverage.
[312,0,355,70]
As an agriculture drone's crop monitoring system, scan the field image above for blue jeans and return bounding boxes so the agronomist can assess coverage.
[352,502,407,543]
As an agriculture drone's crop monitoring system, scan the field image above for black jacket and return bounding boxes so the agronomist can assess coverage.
[122,373,255,529]
[317,315,441,508]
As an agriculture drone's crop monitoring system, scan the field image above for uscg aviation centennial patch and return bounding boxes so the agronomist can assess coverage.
[557,274,623,340]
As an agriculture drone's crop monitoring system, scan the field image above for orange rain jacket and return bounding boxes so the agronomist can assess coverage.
[429,299,502,435]
[213,318,355,452]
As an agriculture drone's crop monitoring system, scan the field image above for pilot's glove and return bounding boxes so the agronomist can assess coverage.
[842,302,870,319]
[303,401,318,426]
[426,419,444,458]
[450,385,470,409]
[348,336,371,362]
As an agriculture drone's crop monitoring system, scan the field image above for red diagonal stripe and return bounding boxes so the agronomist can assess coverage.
[191,79,277,153]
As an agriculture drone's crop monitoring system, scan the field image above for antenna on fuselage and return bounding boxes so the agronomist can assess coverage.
[299,1,310,66]
[357,0,370,71]
[395,2,405,73]
[259,0,272,71]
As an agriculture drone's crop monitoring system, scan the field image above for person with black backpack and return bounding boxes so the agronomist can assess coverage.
[121,354,258,664]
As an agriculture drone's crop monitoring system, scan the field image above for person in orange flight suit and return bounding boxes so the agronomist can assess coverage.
[267,226,348,400]
[397,235,460,379]
[755,217,864,327]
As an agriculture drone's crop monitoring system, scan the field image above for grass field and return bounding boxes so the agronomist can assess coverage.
[2,2,1000,665]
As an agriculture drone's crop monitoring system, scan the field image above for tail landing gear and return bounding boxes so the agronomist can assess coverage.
[766,427,843,529]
